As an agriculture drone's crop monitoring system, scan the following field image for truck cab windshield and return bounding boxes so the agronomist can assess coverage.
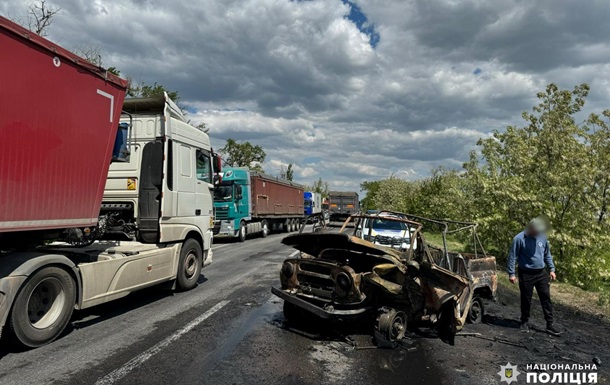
[304,199,312,208]
[214,185,233,202]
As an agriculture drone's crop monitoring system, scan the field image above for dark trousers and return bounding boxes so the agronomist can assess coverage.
[518,268,553,325]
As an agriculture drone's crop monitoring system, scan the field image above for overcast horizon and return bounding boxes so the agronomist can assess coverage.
[4,0,610,193]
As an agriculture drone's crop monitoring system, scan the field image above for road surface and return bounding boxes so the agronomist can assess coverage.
[3,229,606,384]
[0,230,443,385]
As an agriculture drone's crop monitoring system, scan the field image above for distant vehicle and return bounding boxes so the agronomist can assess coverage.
[328,191,359,222]
[355,211,417,251]
[304,192,322,216]
[322,198,330,221]
[213,168,304,241]
[0,16,220,348]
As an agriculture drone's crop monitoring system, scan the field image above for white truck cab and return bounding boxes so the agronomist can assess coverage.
[0,93,220,347]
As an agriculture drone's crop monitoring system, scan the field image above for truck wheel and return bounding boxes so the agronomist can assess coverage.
[291,219,298,232]
[283,219,290,233]
[261,220,269,238]
[177,239,203,291]
[8,267,76,348]
[238,222,246,242]
[467,297,484,324]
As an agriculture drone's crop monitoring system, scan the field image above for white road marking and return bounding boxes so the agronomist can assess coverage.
[95,300,230,385]
[289,250,299,257]
[212,244,229,250]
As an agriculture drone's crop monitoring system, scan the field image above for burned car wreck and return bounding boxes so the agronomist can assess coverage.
[271,211,497,346]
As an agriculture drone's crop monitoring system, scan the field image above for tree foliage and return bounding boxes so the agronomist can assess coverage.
[219,138,266,173]
[308,178,330,198]
[360,180,381,210]
[369,83,610,289]
[279,163,294,181]
[127,81,180,103]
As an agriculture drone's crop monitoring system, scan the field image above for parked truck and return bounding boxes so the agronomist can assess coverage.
[303,192,322,216]
[0,17,220,348]
[214,167,304,241]
[328,191,360,222]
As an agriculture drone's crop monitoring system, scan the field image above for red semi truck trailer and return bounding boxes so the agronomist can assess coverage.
[0,17,219,348]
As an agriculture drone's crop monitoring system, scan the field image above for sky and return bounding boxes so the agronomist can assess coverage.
[4,0,610,193]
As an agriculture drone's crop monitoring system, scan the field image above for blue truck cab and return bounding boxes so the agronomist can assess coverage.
[304,191,322,216]
[214,168,251,240]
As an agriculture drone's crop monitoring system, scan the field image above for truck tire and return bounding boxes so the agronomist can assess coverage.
[8,266,76,348]
[283,219,290,233]
[261,220,269,238]
[238,222,246,242]
[177,239,203,291]
[291,219,297,232]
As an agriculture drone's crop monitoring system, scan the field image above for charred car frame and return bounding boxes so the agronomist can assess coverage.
[271,211,497,345]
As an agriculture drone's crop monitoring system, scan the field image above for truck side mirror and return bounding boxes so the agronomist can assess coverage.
[213,174,221,186]
[213,153,222,173]
[236,185,243,199]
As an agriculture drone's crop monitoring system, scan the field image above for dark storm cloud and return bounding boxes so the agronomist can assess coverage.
[3,0,610,192]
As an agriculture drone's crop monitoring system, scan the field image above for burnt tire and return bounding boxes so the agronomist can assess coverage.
[177,239,203,291]
[8,267,76,348]
[238,222,246,242]
[467,297,484,324]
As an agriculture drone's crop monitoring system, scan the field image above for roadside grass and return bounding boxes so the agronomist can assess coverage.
[423,230,610,319]
[497,273,610,320]
[422,231,472,253]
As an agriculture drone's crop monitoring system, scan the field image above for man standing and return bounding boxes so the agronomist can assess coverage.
[507,218,561,336]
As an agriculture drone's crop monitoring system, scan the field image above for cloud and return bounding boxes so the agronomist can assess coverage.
[3,0,610,194]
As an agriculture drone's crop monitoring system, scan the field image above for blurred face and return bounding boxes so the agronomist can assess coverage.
[526,226,539,237]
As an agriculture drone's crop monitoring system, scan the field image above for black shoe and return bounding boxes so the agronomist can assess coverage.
[520,322,530,332]
[546,324,562,336]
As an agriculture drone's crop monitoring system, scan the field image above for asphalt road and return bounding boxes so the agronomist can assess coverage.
[0,229,445,385]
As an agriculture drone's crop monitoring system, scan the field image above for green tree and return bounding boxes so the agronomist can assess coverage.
[360,180,382,210]
[278,163,294,181]
[465,83,610,287]
[219,138,266,173]
[308,178,329,198]
[128,81,180,103]
[286,163,294,181]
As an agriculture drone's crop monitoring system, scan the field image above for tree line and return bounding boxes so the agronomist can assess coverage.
[361,83,610,290]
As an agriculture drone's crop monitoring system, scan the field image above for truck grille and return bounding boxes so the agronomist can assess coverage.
[215,207,229,219]
[375,235,404,246]
[297,261,335,299]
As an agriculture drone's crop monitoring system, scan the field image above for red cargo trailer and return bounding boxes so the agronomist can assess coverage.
[0,16,128,233]
[251,172,304,216]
